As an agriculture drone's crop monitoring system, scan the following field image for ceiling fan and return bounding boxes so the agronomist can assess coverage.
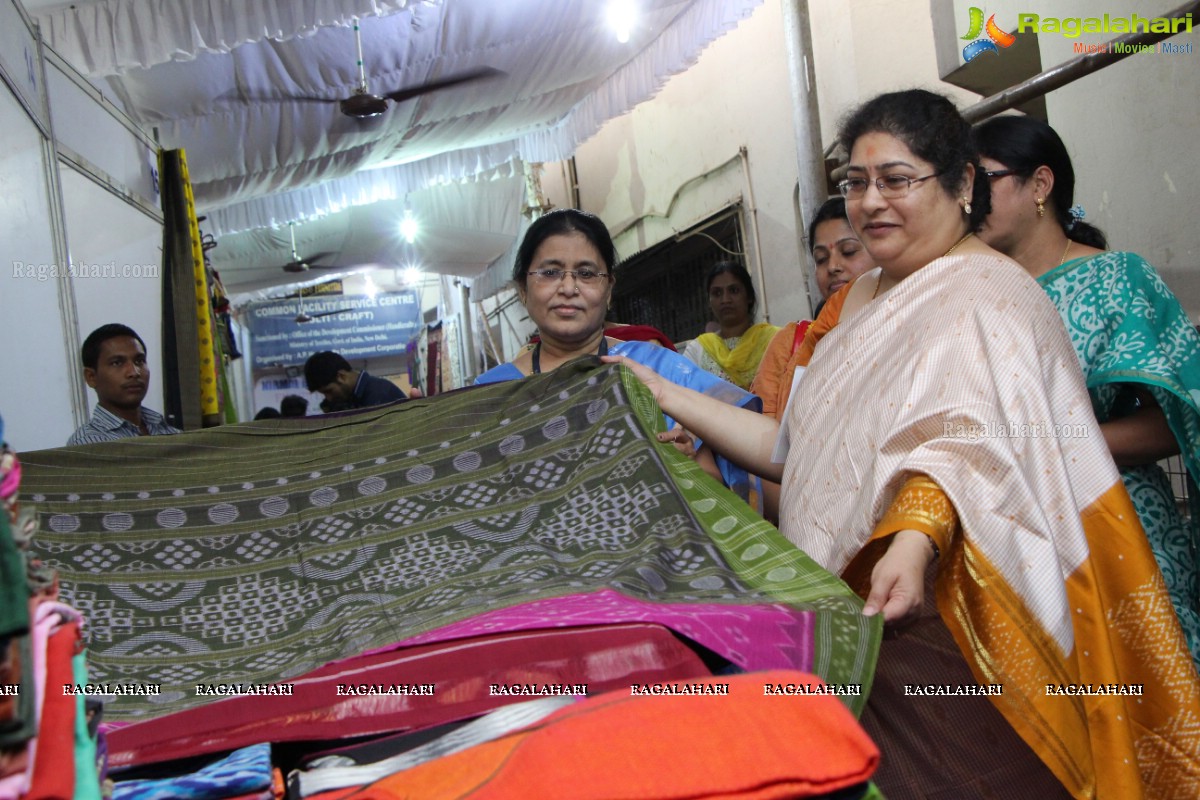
[278,222,338,273]
[289,18,502,121]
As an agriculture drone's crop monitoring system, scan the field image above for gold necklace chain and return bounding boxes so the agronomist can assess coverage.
[1059,239,1072,266]
[874,232,974,299]
[944,231,974,256]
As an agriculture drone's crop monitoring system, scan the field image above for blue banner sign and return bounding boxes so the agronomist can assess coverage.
[244,291,421,368]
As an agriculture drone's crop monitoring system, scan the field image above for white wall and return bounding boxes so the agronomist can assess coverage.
[59,166,167,421]
[0,9,166,451]
[572,0,1198,324]
[572,0,813,325]
[0,83,76,452]
[1032,0,1199,314]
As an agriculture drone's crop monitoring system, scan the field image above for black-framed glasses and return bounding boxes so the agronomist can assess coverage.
[985,169,1018,181]
[528,267,611,286]
[837,173,942,200]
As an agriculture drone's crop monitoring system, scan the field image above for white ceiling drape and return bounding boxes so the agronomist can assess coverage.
[36,0,415,77]
[32,0,764,291]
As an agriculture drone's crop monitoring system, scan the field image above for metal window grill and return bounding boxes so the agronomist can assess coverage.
[611,211,745,344]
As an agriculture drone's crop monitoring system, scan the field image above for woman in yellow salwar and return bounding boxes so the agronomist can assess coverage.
[611,90,1200,799]
[681,262,778,390]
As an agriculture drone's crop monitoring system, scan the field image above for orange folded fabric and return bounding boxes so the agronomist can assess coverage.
[327,671,877,800]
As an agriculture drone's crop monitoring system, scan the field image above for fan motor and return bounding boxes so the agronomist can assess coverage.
[340,93,388,118]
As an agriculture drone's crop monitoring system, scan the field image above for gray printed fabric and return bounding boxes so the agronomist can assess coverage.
[22,361,879,718]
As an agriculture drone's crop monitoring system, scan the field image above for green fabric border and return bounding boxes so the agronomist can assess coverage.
[618,365,881,714]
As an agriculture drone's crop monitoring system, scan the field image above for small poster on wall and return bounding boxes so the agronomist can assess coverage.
[244,291,421,369]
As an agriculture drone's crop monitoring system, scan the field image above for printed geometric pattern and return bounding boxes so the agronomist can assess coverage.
[24,361,875,719]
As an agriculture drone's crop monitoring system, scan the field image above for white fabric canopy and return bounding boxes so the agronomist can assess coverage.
[31,0,763,293]
[36,0,413,76]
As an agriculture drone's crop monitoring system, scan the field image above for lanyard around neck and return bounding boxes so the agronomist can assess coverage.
[531,337,609,374]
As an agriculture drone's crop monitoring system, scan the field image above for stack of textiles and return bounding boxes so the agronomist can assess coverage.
[1,415,102,800]
[21,364,883,797]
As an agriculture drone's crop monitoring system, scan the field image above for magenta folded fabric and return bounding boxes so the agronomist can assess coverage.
[366,588,815,671]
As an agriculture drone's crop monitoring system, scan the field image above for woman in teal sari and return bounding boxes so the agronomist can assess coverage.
[976,115,1200,665]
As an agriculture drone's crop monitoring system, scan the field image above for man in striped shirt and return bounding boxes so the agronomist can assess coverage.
[67,324,181,446]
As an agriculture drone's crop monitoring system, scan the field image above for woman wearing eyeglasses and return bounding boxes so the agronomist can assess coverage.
[476,208,761,498]
[975,114,1200,669]
[611,90,1200,798]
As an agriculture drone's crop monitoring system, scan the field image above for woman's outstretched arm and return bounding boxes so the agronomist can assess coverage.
[606,356,784,482]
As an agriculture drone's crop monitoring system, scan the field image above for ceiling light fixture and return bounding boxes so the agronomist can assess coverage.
[403,266,422,286]
[607,0,637,43]
[399,209,419,244]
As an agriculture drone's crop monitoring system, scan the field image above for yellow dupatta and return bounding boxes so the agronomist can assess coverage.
[695,322,779,389]
[780,254,1200,798]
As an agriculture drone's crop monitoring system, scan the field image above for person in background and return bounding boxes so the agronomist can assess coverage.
[752,196,875,421]
[975,113,1200,665]
[279,395,309,418]
[67,324,181,445]
[253,407,281,420]
[611,89,1200,798]
[303,352,407,410]
[681,262,778,390]
[475,208,760,500]
[750,196,876,522]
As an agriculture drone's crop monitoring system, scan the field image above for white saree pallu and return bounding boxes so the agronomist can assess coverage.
[780,253,1200,799]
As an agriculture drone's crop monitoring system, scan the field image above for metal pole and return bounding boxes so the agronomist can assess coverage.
[738,147,771,324]
[780,0,826,318]
[460,280,477,381]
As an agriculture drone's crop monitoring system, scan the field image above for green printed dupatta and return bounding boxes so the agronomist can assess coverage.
[23,360,879,719]
[1040,250,1200,663]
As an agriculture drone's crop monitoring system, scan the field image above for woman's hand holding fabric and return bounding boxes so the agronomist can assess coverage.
[602,354,784,481]
[862,530,937,624]
[602,355,673,408]
[658,425,698,458]
[656,428,723,483]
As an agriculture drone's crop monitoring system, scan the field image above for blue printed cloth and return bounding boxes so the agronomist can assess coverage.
[112,743,272,800]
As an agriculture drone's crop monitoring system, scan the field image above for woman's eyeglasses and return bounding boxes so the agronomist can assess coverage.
[985,169,1018,181]
[837,173,942,200]
[528,268,611,286]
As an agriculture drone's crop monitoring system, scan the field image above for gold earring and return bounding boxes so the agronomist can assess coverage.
[1036,198,1045,218]
[962,197,972,216]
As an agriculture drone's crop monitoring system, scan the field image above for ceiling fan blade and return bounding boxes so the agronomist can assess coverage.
[218,90,337,105]
[279,251,338,272]
[382,67,503,104]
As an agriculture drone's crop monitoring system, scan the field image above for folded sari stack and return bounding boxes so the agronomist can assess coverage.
[1,418,102,800]
[21,364,882,797]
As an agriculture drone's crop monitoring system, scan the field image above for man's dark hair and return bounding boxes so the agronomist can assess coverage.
[81,324,146,370]
[304,351,352,391]
[280,395,309,417]
[254,406,281,420]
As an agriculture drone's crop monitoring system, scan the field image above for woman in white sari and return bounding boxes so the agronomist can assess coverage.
[612,90,1200,799]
